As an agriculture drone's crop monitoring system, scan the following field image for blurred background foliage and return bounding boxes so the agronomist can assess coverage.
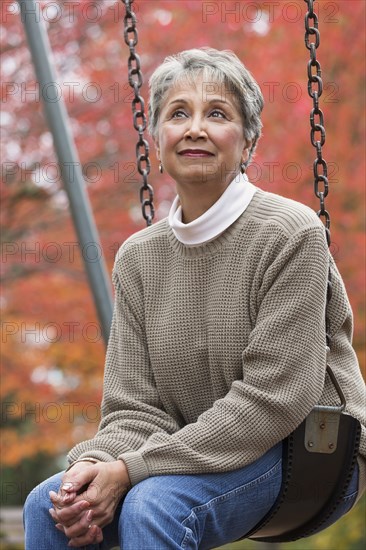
[1,0,365,548]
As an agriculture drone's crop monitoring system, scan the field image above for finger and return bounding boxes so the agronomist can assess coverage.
[62,467,96,496]
[50,490,64,508]
[62,491,77,504]
[59,482,78,503]
[49,500,91,528]
[67,524,103,547]
[49,508,58,522]
[50,491,89,513]
[49,492,76,511]
[60,481,74,494]
[50,489,87,509]
[63,509,93,539]
[50,490,76,509]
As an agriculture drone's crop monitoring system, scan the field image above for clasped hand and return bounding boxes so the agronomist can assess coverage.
[49,460,130,547]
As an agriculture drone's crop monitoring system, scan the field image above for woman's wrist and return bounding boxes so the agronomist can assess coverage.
[66,457,100,472]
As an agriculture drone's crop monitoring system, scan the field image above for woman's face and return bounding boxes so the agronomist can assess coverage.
[154,75,251,191]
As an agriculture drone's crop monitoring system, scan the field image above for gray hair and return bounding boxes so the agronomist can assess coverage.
[148,47,264,168]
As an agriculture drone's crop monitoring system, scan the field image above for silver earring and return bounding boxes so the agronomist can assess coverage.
[159,163,163,174]
[240,162,246,174]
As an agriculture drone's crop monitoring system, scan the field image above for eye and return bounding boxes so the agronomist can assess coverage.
[209,109,226,119]
[171,109,187,119]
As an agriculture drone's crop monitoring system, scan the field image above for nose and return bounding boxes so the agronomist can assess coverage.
[184,114,207,140]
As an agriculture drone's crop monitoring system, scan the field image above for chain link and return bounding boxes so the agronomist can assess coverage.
[304,0,332,343]
[122,0,154,226]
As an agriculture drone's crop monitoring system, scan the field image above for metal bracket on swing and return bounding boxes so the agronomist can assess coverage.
[304,355,346,454]
[305,408,341,454]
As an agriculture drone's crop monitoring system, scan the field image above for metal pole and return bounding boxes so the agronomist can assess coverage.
[18,0,113,345]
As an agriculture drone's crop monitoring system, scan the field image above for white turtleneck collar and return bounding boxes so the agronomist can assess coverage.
[168,172,257,245]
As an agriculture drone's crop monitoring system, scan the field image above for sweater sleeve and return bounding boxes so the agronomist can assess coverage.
[119,224,330,485]
[67,269,181,466]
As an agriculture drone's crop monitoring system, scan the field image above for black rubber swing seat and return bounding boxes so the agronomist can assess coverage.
[246,402,361,543]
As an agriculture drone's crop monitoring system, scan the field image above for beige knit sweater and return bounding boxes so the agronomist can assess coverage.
[68,189,366,494]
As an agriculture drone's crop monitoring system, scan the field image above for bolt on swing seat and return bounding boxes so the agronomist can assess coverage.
[120,0,362,542]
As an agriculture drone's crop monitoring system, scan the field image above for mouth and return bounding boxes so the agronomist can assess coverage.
[178,149,215,158]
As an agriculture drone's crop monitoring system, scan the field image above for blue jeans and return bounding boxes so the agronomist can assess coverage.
[23,443,358,550]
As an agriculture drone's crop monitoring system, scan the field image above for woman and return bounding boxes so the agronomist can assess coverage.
[24,48,365,549]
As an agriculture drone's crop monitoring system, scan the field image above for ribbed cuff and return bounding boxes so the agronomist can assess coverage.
[119,451,149,486]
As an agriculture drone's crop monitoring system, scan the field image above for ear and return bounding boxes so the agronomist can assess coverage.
[241,139,253,165]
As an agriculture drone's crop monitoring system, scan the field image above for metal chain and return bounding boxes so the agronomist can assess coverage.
[304,0,332,345]
[121,0,154,226]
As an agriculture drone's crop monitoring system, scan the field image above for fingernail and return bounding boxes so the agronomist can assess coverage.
[62,482,73,491]
[86,509,93,522]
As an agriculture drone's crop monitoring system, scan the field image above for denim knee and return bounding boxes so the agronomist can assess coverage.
[23,472,64,522]
[120,477,193,549]
[122,476,181,520]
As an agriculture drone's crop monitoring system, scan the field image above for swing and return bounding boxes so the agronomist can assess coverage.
[120,0,361,542]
